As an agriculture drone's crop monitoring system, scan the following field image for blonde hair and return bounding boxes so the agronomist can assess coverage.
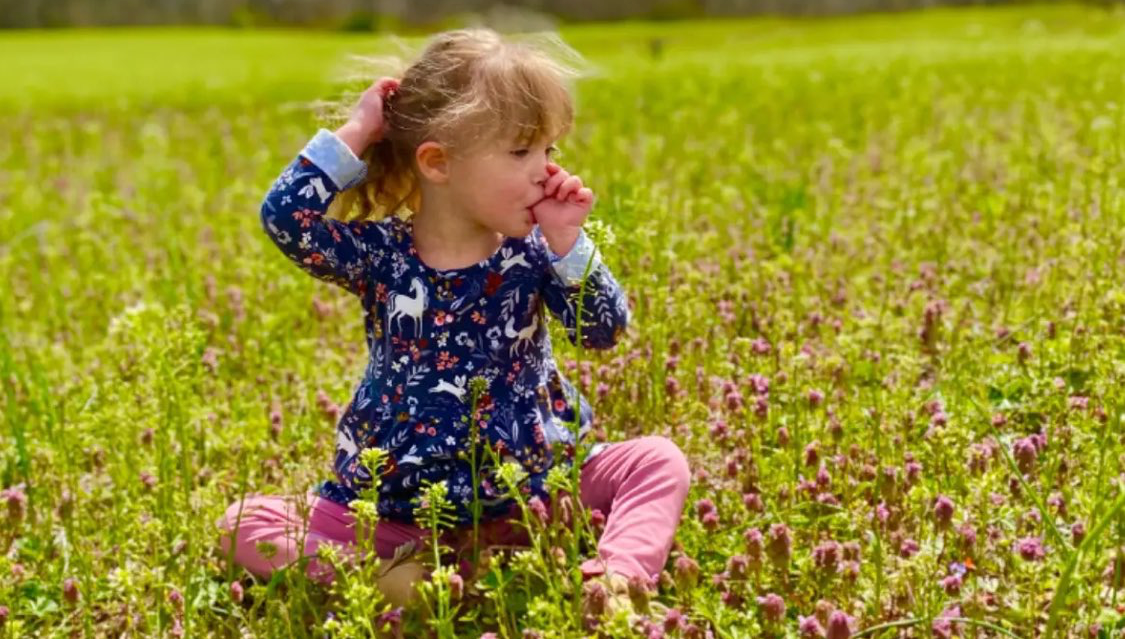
[322,28,587,223]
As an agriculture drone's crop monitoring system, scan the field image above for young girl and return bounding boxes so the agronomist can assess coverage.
[215,27,690,617]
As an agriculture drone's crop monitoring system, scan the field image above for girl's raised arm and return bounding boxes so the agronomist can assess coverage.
[259,131,379,297]
[258,78,399,297]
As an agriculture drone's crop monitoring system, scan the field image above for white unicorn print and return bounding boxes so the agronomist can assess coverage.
[505,314,538,355]
[388,277,427,337]
[499,247,531,274]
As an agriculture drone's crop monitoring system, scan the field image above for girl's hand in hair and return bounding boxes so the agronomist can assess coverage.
[335,76,400,156]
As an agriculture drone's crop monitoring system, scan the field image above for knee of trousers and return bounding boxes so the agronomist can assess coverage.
[641,436,691,494]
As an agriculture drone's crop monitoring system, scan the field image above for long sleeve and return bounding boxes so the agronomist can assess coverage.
[539,227,630,349]
[259,128,379,297]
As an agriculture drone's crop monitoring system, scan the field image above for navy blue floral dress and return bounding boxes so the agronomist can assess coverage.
[259,128,630,525]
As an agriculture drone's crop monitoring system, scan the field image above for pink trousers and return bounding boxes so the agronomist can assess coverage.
[215,436,690,585]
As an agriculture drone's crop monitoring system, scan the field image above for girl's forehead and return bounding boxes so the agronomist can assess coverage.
[488,125,549,145]
[502,130,560,148]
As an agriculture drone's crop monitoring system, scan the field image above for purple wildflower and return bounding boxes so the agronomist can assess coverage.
[727,554,750,580]
[664,607,686,632]
[1,485,27,520]
[826,611,854,639]
[756,593,785,622]
[940,574,962,595]
[674,556,700,589]
[528,496,549,526]
[695,498,716,519]
[1072,522,1086,545]
[800,615,825,638]
[804,440,820,467]
[1015,536,1046,561]
[767,523,792,565]
[933,495,955,529]
[63,577,79,604]
[1013,437,1037,473]
[812,540,841,573]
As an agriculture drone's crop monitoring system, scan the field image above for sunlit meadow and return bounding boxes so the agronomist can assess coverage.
[3,4,1125,637]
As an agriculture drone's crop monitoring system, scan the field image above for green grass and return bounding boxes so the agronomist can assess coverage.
[4,3,1125,637]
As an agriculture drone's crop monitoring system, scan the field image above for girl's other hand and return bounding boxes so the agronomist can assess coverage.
[335,76,400,156]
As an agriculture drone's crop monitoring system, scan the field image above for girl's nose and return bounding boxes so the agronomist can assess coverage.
[537,162,555,185]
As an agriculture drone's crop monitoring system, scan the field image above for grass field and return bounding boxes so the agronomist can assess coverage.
[3,3,1125,637]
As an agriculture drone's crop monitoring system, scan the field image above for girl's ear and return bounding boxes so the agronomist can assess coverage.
[415,141,449,184]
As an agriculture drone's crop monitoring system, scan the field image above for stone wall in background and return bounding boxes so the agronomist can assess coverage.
[0,0,1109,29]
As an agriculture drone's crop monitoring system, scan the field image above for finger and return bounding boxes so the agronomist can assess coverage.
[545,162,562,175]
[571,187,594,206]
[543,169,569,196]
[556,176,579,200]
[556,176,582,200]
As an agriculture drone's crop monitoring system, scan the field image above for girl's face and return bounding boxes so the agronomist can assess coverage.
[447,135,560,238]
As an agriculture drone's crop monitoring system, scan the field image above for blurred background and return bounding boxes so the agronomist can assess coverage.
[3,0,1122,29]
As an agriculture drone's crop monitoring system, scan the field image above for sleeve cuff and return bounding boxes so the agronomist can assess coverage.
[548,227,602,287]
[300,128,369,191]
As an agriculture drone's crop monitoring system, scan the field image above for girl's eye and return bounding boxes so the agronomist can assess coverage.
[511,146,559,158]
